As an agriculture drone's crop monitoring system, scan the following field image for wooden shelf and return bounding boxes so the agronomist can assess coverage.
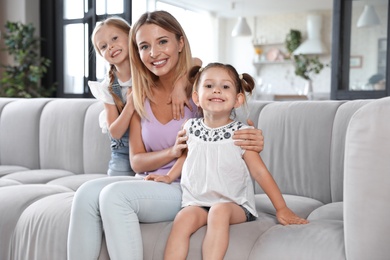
[253,59,292,75]
[252,42,292,75]
[253,42,285,48]
[253,60,292,65]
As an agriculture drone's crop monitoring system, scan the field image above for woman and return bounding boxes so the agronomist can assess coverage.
[98,11,264,260]
[68,10,264,260]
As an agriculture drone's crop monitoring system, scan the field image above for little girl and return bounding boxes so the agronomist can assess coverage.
[88,16,197,176]
[88,16,135,176]
[147,62,309,260]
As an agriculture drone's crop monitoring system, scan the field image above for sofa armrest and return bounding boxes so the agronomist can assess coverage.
[344,97,390,260]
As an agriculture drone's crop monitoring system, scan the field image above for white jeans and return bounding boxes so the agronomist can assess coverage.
[67,177,182,260]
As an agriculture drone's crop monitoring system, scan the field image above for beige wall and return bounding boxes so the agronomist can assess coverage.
[0,0,40,75]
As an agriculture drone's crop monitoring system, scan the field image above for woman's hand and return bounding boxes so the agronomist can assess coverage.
[233,119,264,153]
[276,207,309,225]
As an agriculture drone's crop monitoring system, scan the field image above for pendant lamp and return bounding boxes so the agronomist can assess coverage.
[357,4,380,28]
[293,14,327,55]
[231,17,252,37]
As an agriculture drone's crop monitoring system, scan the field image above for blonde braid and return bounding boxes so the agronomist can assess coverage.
[108,64,125,113]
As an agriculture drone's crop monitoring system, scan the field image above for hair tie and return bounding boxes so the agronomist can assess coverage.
[239,74,243,80]
[199,67,203,72]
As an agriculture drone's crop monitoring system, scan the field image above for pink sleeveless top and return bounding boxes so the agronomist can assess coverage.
[140,98,197,176]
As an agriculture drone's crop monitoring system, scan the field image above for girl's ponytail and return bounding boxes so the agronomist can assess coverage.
[108,64,125,113]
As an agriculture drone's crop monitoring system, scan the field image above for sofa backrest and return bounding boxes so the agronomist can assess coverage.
[0,97,376,203]
[328,99,371,202]
[0,98,111,175]
[343,96,390,260]
[0,98,51,169]
[237,99,372,204]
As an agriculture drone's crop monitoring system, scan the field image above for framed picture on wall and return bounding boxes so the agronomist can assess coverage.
[350,55,362,68]
[378,38,387,52]
[378,38,387,76]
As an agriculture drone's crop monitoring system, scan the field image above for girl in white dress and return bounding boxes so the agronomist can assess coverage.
[146,62,309,260]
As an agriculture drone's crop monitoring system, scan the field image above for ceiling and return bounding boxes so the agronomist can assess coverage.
[161,0,334,18]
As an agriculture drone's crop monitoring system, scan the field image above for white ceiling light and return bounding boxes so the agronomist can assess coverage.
[357,4,380,28]
[232,17,252,37]
[231,2,251,37]
[293,14,327,55]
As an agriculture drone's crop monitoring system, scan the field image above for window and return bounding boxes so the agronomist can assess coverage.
[156,1,216,65]
[42,0,131,97]
[331,0,389,99]
[41,0,213,97]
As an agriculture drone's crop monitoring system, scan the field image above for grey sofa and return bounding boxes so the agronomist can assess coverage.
[0,97,389,260]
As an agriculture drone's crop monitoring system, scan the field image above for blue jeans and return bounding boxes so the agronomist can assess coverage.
[67,176,140,260]
[67,177,182,260]
[100,180,182,260]
[108,151,135,176]
[108,134,135,176]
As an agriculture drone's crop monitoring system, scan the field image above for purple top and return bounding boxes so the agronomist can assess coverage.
[141,98,197,175]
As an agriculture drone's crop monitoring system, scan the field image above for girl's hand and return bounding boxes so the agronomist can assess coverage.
[233,119,264,153]
[169,75,193,120]
[170,129,188,158]
[276,207,309,225]
[145,174,172,184]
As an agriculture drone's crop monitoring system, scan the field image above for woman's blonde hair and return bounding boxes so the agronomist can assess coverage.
[91,16,131,113]
[129,10,193,118]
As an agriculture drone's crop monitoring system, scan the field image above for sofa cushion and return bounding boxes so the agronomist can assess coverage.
[329,100,371,202]
[248,219,345,260]
[141,215,277,260]
[236,100,271,128]
[0,184,72,260]
[307,201,343,221]
[0,98,51,169]
[39,99,97,174]
[344,96,390,260]
[0,178,22,187]
[255,194,324,219]
[11,192,74,260]
[0,98,15,113]
[83,101,111,174]
[255,101,342,204]
[0,165,29,177]
[2,169,74,184]
[47,174,108,191]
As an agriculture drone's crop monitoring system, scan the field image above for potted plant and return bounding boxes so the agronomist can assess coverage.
[285,29,325,99]
[0,21,55,97]
[285,29,302,59]
[293,54,324,81]
[293,54,325,99]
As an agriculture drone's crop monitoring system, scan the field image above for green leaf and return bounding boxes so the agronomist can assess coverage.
[0,21,55,97]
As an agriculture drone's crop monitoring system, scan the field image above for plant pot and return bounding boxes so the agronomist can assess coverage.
[304,80,314,100]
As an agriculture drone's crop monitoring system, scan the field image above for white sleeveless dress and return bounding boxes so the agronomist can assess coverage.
[180,118,258,217]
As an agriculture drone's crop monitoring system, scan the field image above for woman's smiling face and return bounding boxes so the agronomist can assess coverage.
[135,23,183,78]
